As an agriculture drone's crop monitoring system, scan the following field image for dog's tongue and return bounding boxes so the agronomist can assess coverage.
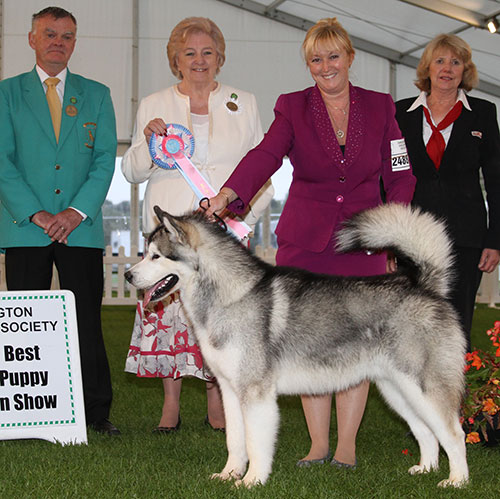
[142,280,164,308]
[142,275,179,308]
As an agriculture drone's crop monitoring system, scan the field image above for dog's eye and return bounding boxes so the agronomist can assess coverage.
[151,254,160,260]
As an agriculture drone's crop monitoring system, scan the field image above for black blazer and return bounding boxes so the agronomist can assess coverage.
[395,96,500,249]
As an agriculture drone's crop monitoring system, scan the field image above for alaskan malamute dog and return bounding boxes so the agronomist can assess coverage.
[126,204,468,488]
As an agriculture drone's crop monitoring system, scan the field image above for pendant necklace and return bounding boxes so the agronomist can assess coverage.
[328,103,349,139]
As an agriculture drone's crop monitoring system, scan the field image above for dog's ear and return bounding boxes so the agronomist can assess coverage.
[153,205,167,224]
[153,206,199,247]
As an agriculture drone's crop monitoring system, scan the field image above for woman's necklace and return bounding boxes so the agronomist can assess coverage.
[327,103,349,139]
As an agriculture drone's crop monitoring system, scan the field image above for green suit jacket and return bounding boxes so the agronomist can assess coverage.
[0,67,117,248]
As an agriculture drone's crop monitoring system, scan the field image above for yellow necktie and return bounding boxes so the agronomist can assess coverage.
[45,77,61,142]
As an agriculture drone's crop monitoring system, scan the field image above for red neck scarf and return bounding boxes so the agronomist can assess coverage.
[422,101,463,169]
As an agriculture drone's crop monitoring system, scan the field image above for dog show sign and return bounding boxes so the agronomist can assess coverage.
[0,290,87,445]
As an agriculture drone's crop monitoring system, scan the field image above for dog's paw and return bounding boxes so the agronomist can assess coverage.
[408,464,435,475]
[233,476,262,489]
[210,470,242,482]
[210,472,234,482]
[437,477,468,488]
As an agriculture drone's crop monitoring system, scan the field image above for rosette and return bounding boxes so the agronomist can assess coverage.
[149,123,195,170]
[148,123,250,241]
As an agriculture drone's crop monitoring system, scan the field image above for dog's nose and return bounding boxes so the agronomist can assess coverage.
[125,270,133,283]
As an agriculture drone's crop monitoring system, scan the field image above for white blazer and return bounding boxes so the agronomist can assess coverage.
[122,83,274,233]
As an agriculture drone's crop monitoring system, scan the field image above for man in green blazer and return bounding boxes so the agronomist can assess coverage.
[0,6,119,435]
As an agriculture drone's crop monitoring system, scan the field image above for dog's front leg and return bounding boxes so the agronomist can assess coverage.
[236,389,279,488]
[210,377,248,482]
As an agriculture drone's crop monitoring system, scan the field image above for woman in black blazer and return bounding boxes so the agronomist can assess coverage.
[395,34,500,351]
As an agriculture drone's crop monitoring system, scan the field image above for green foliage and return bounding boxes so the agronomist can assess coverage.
[1,305,499,497]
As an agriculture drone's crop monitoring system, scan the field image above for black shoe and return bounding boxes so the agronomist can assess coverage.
[204,415,225,433]
[88,418,121,436]
[152,417,181,434]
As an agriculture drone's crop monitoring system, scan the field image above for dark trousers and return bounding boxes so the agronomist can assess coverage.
[449,246,483,353]
[5,243,112,422]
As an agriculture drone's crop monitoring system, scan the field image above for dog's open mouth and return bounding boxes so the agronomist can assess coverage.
[143,274,179,307]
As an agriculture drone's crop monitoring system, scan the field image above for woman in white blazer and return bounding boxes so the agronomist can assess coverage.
[122,17,273,433]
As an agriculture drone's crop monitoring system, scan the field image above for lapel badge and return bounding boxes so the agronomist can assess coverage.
[66,104,78,117]
[225,93,241,114]
[471,131,482,139]
[70,97,77,104]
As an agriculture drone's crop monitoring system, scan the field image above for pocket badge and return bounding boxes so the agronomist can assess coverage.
[83,122,97,149]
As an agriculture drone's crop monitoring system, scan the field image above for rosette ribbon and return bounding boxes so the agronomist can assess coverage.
[149,124,251,240]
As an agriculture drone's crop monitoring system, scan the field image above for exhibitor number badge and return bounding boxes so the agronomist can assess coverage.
[390,139,410,171]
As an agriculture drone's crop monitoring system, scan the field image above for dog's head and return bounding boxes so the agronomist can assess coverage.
[125,206,201,307]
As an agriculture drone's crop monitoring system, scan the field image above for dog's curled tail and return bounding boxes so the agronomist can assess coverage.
[336,203,454,298]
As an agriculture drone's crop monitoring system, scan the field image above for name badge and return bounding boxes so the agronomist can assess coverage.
[390,139,410,171]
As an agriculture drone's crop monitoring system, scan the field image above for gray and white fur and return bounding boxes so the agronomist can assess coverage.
[125,203,468,489]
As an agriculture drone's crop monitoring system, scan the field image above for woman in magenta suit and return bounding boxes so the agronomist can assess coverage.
[206,18,415,469]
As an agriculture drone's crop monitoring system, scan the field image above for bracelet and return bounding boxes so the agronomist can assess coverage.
[219,191,231,206]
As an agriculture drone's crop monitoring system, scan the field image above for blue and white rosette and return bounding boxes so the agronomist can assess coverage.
[149,123,195,170]
[148,123,251,241]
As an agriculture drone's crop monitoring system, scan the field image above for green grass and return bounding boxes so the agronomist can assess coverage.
[1,304,499,498]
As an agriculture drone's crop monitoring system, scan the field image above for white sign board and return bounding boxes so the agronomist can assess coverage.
[0,290,87,444]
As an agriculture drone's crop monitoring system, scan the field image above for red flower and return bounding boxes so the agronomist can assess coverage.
[465,351,484,370]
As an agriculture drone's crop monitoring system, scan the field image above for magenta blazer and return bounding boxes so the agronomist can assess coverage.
[226,84,416,271]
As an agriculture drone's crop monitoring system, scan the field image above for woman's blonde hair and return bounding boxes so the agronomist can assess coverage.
[167,17,226,80]
[415,33,478,92]
[302,18,355,62]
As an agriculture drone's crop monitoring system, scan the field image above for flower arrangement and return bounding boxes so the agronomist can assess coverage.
[461,321,500,444]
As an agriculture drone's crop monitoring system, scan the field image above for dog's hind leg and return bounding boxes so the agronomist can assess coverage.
[376,379,439,473]
[211,377,248,482]
[379,377,468,487]
[413,398,467,487]
[415,399,468,488]
[235,389,279,488]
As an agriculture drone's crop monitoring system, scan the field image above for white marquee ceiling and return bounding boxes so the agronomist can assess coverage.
[217,0,500,97]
